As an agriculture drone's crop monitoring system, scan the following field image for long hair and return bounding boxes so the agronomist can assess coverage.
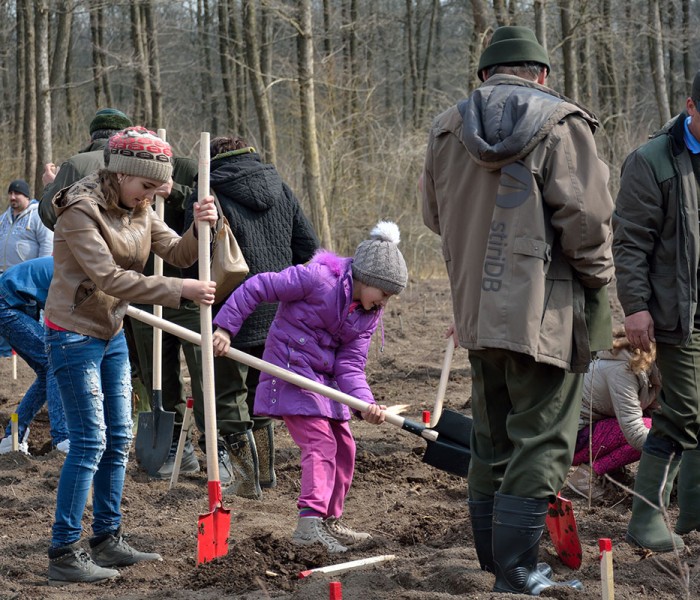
[610,327,656,375]
[98,169,150,212]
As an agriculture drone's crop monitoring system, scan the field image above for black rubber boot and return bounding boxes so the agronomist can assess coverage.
[89,528,162,567]
[253,423,277,489]
[492,493,583,595]
[469,497,552,578]
[223,430,263,500]
[675,449,700,535]
[626,451,684,550]
[48,542,119,586]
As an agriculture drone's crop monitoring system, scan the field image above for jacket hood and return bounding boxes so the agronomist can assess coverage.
[311,250,348,276]
[52,173,109,218]
[459,74,598,169]
[209,153,283,212]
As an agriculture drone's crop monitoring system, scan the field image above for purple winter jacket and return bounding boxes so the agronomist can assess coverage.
[213,251,381,420]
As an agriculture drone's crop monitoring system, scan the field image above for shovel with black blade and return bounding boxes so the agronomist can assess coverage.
[134,128,175,476]
[123,307,472,477]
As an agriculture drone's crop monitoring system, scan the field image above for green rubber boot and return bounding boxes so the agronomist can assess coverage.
[626,451,684,552]
[675,449,700,535]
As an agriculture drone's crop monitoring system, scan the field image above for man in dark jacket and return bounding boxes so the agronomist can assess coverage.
[39,108,133,230]
[613,70,700,553]
[184,136,319,500]
[423,26,613,595]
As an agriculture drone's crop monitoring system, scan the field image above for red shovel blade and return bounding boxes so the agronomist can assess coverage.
[546,493,582,570]
[197,481,231,564]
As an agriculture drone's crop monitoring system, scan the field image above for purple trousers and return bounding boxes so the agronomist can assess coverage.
[283,415,355,518]
[572,417,652,475]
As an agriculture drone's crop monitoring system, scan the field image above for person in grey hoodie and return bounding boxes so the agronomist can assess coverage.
[422,26,613,595]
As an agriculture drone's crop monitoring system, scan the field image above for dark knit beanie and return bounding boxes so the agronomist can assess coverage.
[692,70,700,103]
[107,126,173,182]
[477,26,550,81]
[8,179,30,198]
[352,221,408,296]
[89,108,132,135]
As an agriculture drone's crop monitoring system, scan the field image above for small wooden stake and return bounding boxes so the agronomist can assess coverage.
[298,554,396,579]
[170,397,195,489]
[329,581,342,600]
[599,538,614,600]
[10,413,18,451]
[12,349,17,380]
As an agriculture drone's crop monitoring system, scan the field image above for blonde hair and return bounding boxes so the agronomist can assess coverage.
[610,328,656,375]
[98,169,150,212]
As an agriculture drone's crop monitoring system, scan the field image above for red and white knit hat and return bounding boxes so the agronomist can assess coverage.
[107,126,173,182]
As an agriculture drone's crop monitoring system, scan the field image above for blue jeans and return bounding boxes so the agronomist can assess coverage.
[47,328,133,547]
[0,299,67,444]
[0,333,12,357]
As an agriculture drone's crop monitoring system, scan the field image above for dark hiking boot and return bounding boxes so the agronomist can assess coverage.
[223,431,263,500]
[155,439,200,480]
[218,446,235,486]
[253,423,276,488]
[48,542,119,586]
[90,528,162,567]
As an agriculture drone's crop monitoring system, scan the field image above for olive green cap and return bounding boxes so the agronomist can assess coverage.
[477,26,550,81]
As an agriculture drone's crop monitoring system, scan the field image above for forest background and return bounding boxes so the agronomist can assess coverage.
[0,0,693,272]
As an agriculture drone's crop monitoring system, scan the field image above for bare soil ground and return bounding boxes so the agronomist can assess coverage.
[0,278,698,599]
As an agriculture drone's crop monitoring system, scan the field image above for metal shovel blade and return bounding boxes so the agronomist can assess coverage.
[197,481,231,564]
[422,409,472,477]
[546,493,582,570]
[134,390,175,476]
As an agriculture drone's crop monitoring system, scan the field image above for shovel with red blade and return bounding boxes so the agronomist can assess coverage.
[546,493,582,570]
[195,132,231,564]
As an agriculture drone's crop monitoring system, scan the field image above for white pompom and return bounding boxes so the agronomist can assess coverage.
[369,220,400,244]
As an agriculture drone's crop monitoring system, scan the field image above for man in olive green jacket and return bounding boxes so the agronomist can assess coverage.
[422,26,613,595]
[613,70,700,554]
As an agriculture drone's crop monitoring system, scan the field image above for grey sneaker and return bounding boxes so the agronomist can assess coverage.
[90,529,162,568]
[48,543,119,586]
[155,440,200,479]
[324,517,372,545]
[292,517,348,553]
[218,447,235,486]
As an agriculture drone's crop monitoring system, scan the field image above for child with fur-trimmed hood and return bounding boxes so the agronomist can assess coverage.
[213,221,408,552]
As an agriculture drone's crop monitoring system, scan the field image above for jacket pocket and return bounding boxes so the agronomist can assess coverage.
[648,272,680,332]
[71,279,97,311]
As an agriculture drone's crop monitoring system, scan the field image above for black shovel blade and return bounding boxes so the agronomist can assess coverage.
[422,409,473,478]
[134,391,175,476]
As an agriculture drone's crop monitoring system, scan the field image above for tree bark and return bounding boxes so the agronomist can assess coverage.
[242,0,276,163]
[36,0,51,193]
[130,0,152,124]
[143,0,163,128]
[533,0,547,52]
[647,0,671,124]
[218,0,237,130]
[558,0,578,100]
[296,0,333,250]
[49,0,74,118]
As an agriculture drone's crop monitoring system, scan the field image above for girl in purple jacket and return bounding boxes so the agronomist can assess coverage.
[213,221,407,552]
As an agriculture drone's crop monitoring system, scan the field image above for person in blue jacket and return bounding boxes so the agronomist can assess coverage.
[0,257,69,454]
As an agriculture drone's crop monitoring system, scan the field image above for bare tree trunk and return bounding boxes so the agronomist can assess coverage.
[647,0,671,124]
[493,0,509,25]
[36,0,51,192]
[533,0,547,52]
[218,0,236,130]
[417,0,438,125]
[198,0,218,133]
[242,0,276,163]
[405,0,418,125]
[666,1,678,110]
[296,0,332,250]
[89,0,111,109]
[322,0,331,57]
[22,0,37,183]
[13,0,26,159]
[227,0,246,136]
[469,0,490,88]
[143,0,163,128]
[50,0,74,120]
[682,0,692,90]
[597,0,620,120]
[578,17,592,107]
[130,0,152,124]
[558,0,578,99]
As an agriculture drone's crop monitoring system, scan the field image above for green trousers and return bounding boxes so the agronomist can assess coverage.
[652,336,700,453]
[128,302,203,432]
[467,348,582,500]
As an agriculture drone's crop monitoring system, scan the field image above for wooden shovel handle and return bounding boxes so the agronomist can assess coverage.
[431,338,454,427]
[152,128,167,392]
[125,306,439,443]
